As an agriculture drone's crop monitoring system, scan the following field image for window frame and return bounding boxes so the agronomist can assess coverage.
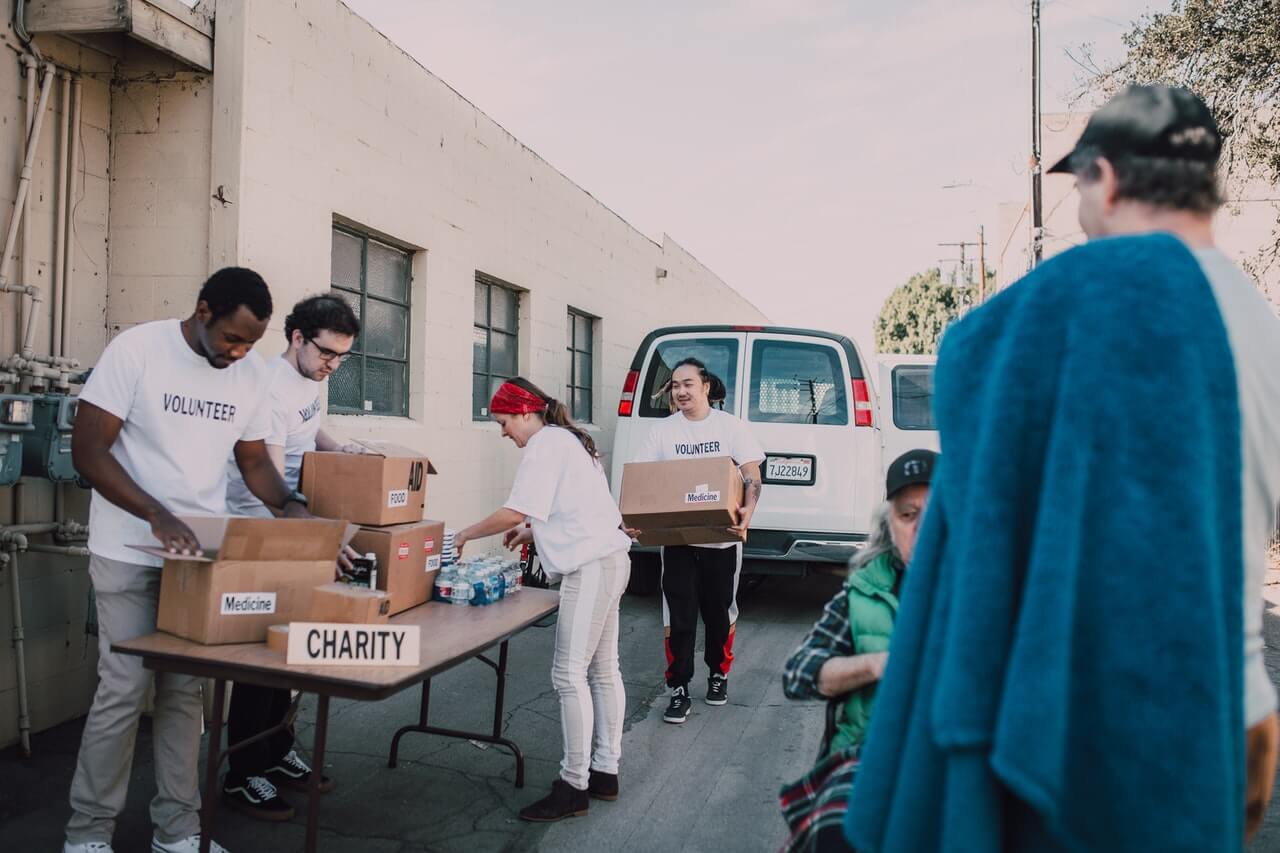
[890,364,936,431]
[473,272,522,421]
[566,308,595,424]
[328,224,412,417]
[638,336,740,418]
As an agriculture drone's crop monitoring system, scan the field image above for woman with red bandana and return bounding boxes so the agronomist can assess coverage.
[455,377,633,823]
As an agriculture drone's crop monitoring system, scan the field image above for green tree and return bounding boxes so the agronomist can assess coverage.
[875,268,960,354]
[1080,0,1280,288]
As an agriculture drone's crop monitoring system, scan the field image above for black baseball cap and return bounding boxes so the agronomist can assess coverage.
[1048,84,1221,175]
[886,449,938,499]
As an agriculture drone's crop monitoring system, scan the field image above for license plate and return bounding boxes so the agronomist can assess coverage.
[765,455,814,484]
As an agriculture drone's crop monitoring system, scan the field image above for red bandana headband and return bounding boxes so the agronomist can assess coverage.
[490,381,547,415]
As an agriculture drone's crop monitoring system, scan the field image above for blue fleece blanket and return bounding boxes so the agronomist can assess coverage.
[844,234,1244,852]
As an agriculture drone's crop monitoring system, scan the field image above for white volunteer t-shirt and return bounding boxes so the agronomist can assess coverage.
[504,426,631,576]
[79,320,273,566]
[1196,248,1280,726]
[634,408,765,549]
[226,357,326,517]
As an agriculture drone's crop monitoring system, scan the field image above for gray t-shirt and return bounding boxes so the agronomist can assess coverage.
[1196,247,1280,726]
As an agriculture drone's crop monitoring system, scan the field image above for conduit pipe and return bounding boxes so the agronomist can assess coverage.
[0,62,53,293]
[19,54,36,348]
[2,534,31,756]
[60,77,81,359]
[52,70,70,360]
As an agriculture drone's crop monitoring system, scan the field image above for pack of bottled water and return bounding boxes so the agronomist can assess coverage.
[433,555,522,606]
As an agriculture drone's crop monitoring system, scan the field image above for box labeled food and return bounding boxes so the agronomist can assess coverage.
[619,457,744,547]
[300,440,437,526]
[144,516,356,645]
[349,519,446,615]
[309,582,391,624]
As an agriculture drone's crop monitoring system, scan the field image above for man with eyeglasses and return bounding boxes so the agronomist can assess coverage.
[220,293,363,822]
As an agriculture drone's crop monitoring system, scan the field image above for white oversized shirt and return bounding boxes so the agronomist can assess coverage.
[504,426,631,576]
[1196,248,1280,726]
[633,408,765,549]
[225,357,326,517]
[79,320,273,566]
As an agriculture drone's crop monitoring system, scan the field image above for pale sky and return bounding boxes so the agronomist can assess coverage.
[342,0,1165,356]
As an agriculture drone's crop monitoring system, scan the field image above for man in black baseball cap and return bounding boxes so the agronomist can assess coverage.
[885,448,937,502]
[1050,84,1223,241]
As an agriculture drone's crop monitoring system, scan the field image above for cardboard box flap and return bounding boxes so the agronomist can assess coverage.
[130,516,356,563]
[351,439,438,474]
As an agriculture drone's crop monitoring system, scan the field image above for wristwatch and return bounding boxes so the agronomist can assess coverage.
[282,489,309,509]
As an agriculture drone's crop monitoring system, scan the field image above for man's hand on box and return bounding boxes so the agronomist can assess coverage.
[624,527,643,540]
[503,526,533,551]
[150,509,200,556]
[336,544,359,579]
[729,506,754,539]
[339,442,369,455]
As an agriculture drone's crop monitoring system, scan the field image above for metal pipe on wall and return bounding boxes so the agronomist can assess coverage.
[19,55,36,352]
[52,71,70,360]
[0,62,53,292]
[61,77,81,360]
[2,536,31,756]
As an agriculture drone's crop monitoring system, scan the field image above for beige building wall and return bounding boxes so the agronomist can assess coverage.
[0,0,765,747]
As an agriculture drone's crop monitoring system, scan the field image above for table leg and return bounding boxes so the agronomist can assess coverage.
[199,679,226,853]
[305,694,331,853]
[383,642,524,787]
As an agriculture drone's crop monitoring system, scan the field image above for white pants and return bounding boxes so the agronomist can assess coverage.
[550,549,631,790]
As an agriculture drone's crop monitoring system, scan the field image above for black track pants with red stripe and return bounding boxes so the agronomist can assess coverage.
[660,544,741,688]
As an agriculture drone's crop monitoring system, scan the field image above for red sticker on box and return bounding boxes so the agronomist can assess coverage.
[424,538,435,554]
[397,543,410,560]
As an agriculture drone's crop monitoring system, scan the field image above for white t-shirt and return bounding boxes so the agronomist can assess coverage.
[1196,248,1280,727]
[226,357,326,517]
[504,426,631,576]
[634,408,765,549]
[79,320,273,566]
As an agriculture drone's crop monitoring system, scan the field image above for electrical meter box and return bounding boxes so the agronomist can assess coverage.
[0,394,35,485]
[22,394,79,483]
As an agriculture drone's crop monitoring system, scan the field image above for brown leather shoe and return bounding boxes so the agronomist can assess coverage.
[518,779,590,822]
[588,770,618,801]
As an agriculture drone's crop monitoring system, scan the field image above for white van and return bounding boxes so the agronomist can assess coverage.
[611,325,901,588]
[875,354,940,464]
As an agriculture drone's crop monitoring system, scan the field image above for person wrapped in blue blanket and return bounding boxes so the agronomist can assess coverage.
[844,85,1280,852]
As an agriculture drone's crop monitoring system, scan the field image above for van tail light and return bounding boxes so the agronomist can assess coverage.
[852,378,874,427]
[618,370,640,417]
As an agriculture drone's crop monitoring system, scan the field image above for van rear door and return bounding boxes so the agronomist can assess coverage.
[741,332,876,536]
[876,357,940,468]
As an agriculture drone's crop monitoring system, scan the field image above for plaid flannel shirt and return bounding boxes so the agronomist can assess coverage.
[782,585,856,701]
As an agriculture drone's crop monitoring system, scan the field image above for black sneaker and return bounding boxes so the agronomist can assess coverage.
[706,674,728,706]
[267,749,334,793]
[222,775,295,822]
[663,686,692,724]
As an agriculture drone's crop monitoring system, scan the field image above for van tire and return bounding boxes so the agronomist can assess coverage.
[626,553,662,597]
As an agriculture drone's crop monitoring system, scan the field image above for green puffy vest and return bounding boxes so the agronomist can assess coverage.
[828,552,900,755]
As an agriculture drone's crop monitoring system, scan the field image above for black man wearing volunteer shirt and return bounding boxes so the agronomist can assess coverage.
[64,268,311,853]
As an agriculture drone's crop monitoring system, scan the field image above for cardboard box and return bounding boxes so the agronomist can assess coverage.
[266,624,290,655]
[349,519,446,615]
[309,582,391,624]
[300,440,437,526]
[146,516,356,645]
[620,457,744,547]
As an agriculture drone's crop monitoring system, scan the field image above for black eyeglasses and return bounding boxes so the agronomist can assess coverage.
[305,337,351,364]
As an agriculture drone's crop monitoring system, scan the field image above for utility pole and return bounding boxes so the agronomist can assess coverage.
[1030,0,1044,267]
[978,225,987,302]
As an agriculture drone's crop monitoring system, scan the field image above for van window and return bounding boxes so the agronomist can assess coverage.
[892,365,935,430]
[639,338,739,417]
[748,340,848,425]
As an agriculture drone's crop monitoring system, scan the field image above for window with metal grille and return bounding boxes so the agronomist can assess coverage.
[891,365,936,430]
[566,309,594,423]
[748,339,848,425]
[473,273,521,419]
[328,225,411,416]
[639,337,739,417]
